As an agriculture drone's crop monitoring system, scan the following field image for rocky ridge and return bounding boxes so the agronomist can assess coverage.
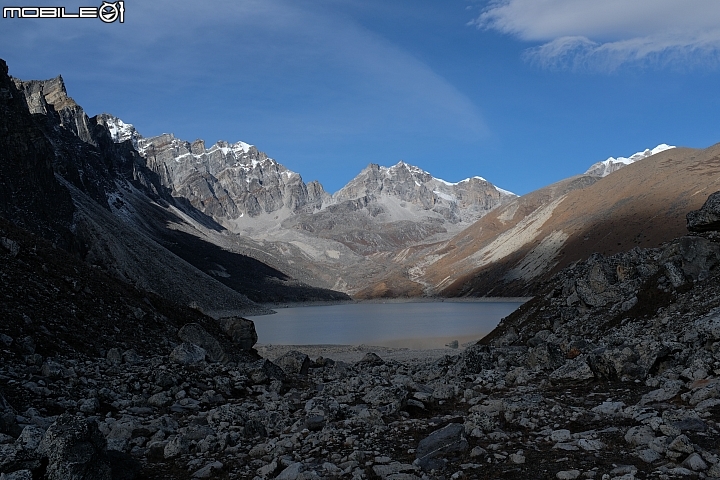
[2,195,720,479]
[2,60,347,307]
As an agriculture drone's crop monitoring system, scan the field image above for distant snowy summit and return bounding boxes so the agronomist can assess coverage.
[585,144,675,177]
[333,160,515,223]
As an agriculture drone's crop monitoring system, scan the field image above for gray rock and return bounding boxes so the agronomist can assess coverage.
[415,423,469,471]
[192,461,224,478]
[274,350,311,375]
[105,420,135,452]
[147,392,172,408]
[363,385,407,414]
[163,435,189,459]
[667,434,694,454]
[0,237,19,257]
[219,317,258,350]
[682,452,708,471]
[78,398,99,415]
[358,352,385,365]
[17,425,45,451]
[636,448,662,463]
[37,414,112,480]
[624,425,655,447]
[276,462,304,480]
[556,470,580,479]
[106,348,122,366]
[177,323,226,363]
[549,356,594,384]
[687,191,720,232]
[526,342,565,370]
[639,385,681,405]
[169,342,206,365]
[0,471,33,480]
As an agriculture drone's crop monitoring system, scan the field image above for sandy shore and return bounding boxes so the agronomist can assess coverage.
[254,341,475,365]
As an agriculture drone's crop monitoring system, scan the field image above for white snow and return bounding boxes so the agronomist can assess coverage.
[586,144,675,177]
[495,186,517,197]
[104,115,139,148]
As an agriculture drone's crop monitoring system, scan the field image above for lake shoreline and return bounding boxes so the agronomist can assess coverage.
[253,296,532,315]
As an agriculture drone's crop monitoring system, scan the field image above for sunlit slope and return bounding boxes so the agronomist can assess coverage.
[363,144,720,298]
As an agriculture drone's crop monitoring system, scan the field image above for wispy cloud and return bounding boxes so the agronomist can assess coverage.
[473,0,720,70]
[0,0,486,140]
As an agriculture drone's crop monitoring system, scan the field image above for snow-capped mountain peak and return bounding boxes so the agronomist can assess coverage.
[585,144,675,177]
[97,114,141,149]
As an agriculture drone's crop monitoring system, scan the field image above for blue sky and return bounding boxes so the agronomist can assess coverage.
[2,0,720,195]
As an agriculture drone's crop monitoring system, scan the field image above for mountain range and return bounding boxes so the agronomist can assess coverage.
[2,58,719,307]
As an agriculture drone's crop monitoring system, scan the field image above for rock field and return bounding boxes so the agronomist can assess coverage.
[2,199,720,479]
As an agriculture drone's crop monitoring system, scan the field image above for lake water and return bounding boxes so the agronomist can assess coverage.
[246,301,524,349]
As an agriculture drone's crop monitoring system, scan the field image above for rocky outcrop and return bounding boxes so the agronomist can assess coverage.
[687,191,720,233]
[138,134,330,221]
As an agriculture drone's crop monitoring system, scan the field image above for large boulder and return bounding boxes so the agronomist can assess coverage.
[37,414,112,480]
[274,350,311,375]
[169,343,207,365]
[219,317,258,350]
[177,323,226,362]
[415,423,469,471]
[687,191,720,232]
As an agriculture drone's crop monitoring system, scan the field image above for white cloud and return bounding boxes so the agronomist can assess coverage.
[474,0,720,70]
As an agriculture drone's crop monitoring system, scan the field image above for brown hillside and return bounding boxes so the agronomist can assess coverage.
[370,144,720,298]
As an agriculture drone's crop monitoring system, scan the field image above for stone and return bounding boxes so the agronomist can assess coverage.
[549,356,594,384]
[550,429,572,442]
[106,348,122,366]
[177,323,226,363]
[163,435,189,459]
[624,425,655,447]
[0,471,33,480]
[78,398,100,414]
[578,439,604,451]
[192,461,224,478]
[363,385,407,414]
[415,423,469,471]
[219,317,258,350]
[687,191,720,232]
[358,352,385,365]
[591,401,625,415]
[274,350,311,375]
[509,453,526,464]
[276,462,304,480]
[636,448,662,463]
[0,237,19,257]
[37,414,112,480]
[639,386,681,405]
[682,452,708,471]
[169,342,206,365]
[556,470,580,479]
[147,392,172,408]
[667,434,694,454]
[17,425,45,451]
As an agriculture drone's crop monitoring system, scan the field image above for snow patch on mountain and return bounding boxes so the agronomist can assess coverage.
[585,144,675,177]
[98,114,141,149]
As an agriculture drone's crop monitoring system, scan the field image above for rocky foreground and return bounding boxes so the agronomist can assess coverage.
[2,197,720,480]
